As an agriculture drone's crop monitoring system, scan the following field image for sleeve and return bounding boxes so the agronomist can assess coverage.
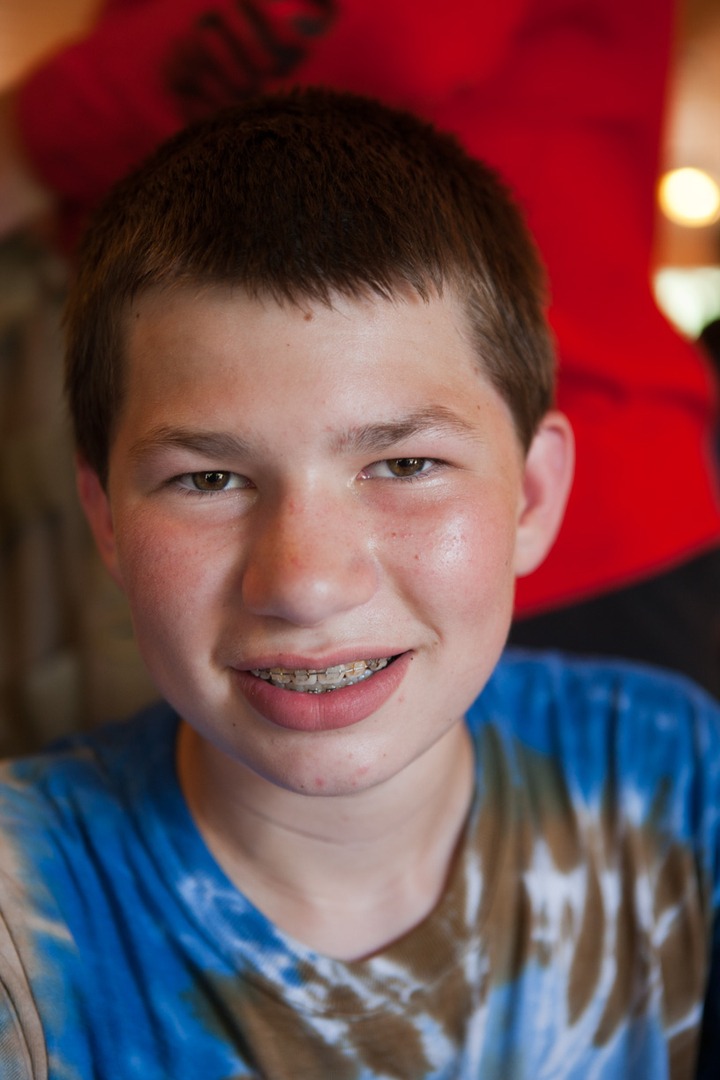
[694,692,720,1078]
[0,894,47,1080]
[697,913,720,1077]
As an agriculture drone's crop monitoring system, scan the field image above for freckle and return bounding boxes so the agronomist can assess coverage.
[303,311,313,322]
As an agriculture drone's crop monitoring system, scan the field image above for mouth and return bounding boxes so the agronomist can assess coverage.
[249,656,396,694]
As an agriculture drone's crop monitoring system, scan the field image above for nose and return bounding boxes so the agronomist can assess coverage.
[240,494,379,626]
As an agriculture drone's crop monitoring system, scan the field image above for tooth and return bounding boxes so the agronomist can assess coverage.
[250,656,392,692]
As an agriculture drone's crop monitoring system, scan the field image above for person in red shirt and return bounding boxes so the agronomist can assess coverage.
[2,0,719,693]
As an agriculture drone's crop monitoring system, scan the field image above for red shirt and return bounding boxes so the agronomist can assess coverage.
[17,0,720,612]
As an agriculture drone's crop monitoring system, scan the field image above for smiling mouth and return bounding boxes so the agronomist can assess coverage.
[249,657,395,693]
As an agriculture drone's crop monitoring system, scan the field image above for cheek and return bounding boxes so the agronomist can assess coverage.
[383,492,519,619]
[113,512,231,637]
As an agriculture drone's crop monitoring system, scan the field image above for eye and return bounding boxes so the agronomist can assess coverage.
[363,457,437,480]
[177,471,250,493]
[386,458,428,478]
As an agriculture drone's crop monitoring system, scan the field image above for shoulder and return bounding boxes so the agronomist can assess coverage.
[0,701,180,1079]
[475,646,720,744]
[0,699,179,913]
[469,649,720,859]
[0,699,177,820]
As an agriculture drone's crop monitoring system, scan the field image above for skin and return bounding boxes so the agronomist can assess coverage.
[79,284,573,957]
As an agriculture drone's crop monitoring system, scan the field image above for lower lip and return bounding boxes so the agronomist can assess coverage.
[233,653,412,732]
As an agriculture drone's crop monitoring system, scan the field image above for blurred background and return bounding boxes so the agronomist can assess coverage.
[0,0,157,754]
[654,0,720,336]
[0,0,718,755]
[2,0,717,326]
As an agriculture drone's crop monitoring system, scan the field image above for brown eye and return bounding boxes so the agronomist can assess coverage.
[386,458,425,477]
[176,470,250,495]
[192,471,232,491]
[359,457,439,482]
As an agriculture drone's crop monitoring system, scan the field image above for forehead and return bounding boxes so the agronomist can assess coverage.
[117,284,521,458]
[123,282,474,377]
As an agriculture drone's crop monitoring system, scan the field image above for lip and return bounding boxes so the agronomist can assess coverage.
[232,651,412,732]
[236,649,397,672]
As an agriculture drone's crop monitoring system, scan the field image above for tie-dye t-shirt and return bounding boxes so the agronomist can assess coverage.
[0,650,719,1080]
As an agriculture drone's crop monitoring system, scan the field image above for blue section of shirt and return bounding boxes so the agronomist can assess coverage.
[1,649,719,1079]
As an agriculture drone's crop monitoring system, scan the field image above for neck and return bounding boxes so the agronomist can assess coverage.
[177,721,474,960]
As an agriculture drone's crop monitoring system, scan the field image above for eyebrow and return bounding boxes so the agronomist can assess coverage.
[330,406,478,454]
[128,428,254,465]
[129,406,478,464]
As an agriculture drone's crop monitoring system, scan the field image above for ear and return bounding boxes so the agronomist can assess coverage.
[513,411,574,578]
[76,457,125,590]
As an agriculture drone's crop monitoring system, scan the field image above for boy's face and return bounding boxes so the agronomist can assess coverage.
[80,285,571,797]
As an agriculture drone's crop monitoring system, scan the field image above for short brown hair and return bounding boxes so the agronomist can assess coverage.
[65,87,555,483]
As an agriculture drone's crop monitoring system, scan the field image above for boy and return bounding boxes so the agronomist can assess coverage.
[0,87,718,1078]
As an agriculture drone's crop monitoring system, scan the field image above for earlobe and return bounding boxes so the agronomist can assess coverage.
[76,457,124,589]
[514,411,575,578]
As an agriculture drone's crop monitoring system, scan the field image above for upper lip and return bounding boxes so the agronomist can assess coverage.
[234,650,404,671]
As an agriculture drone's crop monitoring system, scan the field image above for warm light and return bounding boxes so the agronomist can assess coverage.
[653,266,720,338]
[658,168,720,227]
